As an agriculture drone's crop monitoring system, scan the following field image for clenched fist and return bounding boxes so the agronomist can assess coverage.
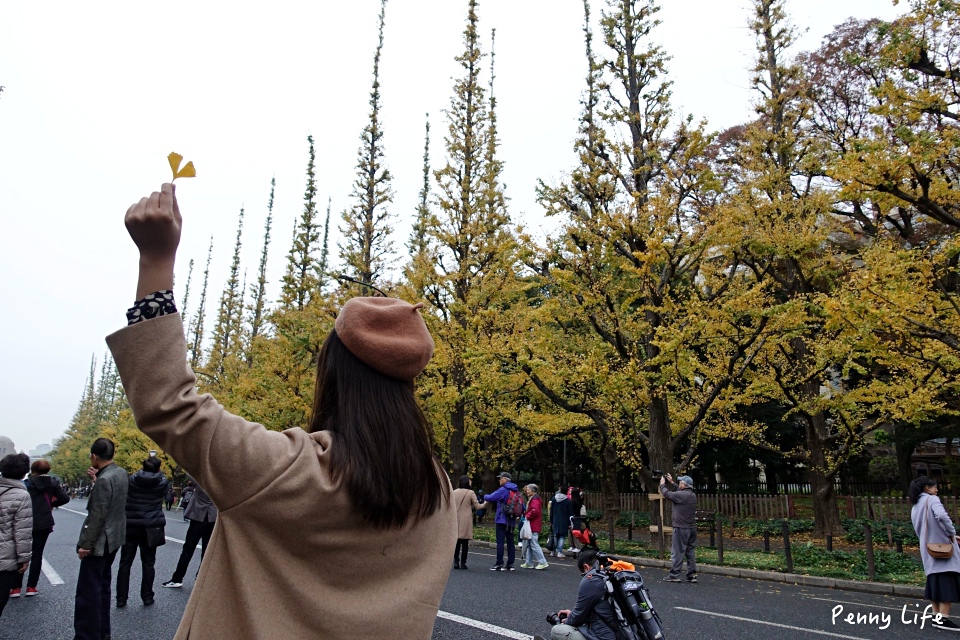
[125,183,181,299]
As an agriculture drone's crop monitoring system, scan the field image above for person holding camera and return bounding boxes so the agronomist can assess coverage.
[659,473,697,583]
[548,549,618,639]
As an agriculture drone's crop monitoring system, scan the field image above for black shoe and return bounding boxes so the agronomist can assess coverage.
[505,565,515,571]
[687,576,698,583]
[453,562,460,570]
[461,564,468,570]
[934,618,960,631]
[116,600,126,608]
[143,598,155,606]
[490,565,503,571]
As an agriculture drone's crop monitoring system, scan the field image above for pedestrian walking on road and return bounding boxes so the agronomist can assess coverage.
[659,473,697,584]
[162,477,216,589]
[452,475,480,569]
[12,459,69,598]
[74,438,127,640]
[106,182,456,639]
[549,486,572,558]
[910,476,960,631]
[521,484,548,570]
[116,456,169,607]
[483,472,520,571]
[0,453,32,619]
[165,486,175,511]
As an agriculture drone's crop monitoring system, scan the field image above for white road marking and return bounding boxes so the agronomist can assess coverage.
[41,558,64,585]
[56,507,200,547]
[674,607,872,640]
[436,611,531,639]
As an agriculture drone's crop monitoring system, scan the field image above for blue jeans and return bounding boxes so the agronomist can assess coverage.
[524,532,548,565]
[495,523,516,567]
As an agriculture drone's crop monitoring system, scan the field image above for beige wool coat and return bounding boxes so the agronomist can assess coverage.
[451,488,480,539]
[107,314,457,640]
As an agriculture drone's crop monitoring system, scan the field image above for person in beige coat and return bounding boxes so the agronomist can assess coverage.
[452,475,481,569]
[108,183,457,639]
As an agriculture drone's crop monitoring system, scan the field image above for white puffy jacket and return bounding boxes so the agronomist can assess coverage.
[0,477,32,571]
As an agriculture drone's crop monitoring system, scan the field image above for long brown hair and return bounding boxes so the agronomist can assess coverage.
[309,329,446,528]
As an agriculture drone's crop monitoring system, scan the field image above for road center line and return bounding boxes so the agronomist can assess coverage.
[41,558,64,585]
[674,607,872,640]
[436,611,531,639]
[57,507,199,547]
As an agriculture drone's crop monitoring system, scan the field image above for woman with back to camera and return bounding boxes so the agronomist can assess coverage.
[107,183,456,639]
[451,475,481,569]
[910,476,960,631]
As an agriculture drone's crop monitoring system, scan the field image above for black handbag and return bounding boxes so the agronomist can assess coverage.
[546,533,556,552]
[146,526,166,548]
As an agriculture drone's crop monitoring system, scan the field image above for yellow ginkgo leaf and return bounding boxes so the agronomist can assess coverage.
[168,152,184,178]
[174,161,197,180]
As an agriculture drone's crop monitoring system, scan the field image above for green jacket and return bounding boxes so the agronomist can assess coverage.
[77,462,128,555]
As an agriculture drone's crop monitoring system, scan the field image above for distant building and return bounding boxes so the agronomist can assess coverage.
[29,444,52,458]
[0,436,15,457]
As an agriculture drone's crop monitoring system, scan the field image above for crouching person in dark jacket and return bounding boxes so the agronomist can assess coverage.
[115,456,169,607]
[550,549,618,640]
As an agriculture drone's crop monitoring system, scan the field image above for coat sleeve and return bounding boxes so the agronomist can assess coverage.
[107,313,314,512]
[565,574,605,628]
[483,486,507,503]
[77,475,114,551]
[14,493,33,564]
[659,484,681,504]
[931,497,958,538]
[527,497,542,521]
[51,481,71,508]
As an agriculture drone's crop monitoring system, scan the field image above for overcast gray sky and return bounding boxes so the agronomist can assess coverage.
[0,0,902,453]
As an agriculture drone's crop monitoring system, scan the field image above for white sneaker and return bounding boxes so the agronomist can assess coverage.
[161,580,183,588]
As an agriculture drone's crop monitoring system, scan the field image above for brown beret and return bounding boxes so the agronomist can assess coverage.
[334,297,435,381]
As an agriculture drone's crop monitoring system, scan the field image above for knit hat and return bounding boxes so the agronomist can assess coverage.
[334,297,435,381]
[678,476,694,488]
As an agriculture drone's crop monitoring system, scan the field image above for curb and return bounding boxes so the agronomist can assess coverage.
[470,540,925,598]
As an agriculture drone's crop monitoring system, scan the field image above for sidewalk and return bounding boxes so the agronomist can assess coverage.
[471,540,926,598]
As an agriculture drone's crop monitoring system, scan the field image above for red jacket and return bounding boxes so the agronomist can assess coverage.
[525,495,543,534]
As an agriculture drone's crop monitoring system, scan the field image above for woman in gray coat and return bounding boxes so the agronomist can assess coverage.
[910,476,960,630]
[0,453,32,618]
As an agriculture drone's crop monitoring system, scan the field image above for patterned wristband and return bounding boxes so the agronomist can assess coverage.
[126,290,177,325]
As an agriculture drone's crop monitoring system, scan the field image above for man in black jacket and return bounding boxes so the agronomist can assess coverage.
[115,456,169,607]
[12,460,69,597]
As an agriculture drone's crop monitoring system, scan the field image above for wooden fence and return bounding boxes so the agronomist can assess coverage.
[583,492,960,521]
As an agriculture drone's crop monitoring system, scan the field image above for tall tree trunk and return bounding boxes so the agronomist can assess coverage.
[804,406,844,536]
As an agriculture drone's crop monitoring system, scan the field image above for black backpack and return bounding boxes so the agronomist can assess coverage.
[599,568,666,640]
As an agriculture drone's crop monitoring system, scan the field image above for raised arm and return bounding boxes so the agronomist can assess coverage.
[108,184,311,511]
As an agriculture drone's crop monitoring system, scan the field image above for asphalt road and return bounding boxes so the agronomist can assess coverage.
[3,500,949,640]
